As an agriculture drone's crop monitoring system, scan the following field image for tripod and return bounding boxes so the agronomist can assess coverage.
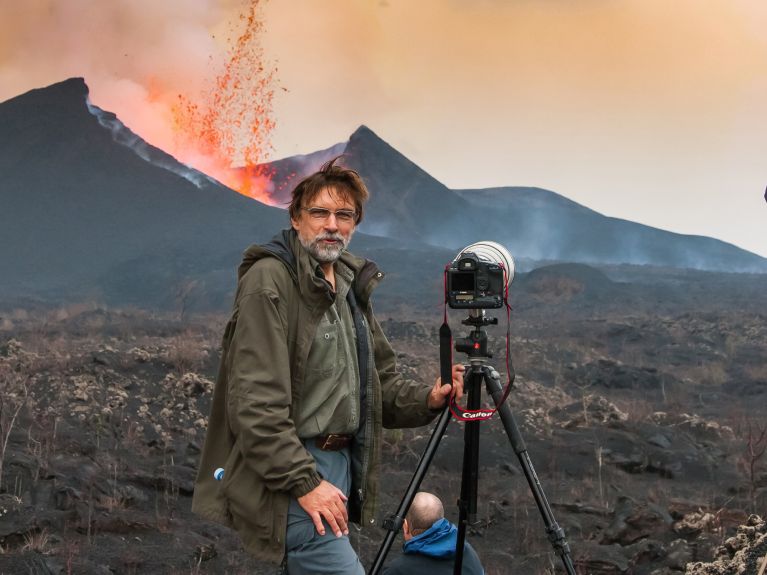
[370,312,576,575]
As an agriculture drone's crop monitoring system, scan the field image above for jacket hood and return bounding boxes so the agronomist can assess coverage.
[238,229,296,282]
[403,518,458,558]
[237,229,384,305]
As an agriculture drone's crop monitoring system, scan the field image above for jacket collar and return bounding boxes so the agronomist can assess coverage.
[238,228,383,306]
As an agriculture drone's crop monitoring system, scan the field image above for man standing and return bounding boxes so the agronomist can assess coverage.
[192,158,464,574]
[384,492,484,575]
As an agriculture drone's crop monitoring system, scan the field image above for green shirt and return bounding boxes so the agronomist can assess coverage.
[295,260,361,437]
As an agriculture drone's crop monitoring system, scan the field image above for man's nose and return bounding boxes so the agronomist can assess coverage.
[324,214,339,230]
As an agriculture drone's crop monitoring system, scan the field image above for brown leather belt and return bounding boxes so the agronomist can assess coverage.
[315,434,353,451]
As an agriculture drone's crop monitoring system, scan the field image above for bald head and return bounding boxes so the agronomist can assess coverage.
[406,492,445,535]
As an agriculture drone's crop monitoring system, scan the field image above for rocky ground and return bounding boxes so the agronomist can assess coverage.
[0,265,765,574]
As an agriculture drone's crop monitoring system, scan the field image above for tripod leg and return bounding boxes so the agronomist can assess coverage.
[484,368,577,575]
[454,367,483,575]
[369,405,453,575]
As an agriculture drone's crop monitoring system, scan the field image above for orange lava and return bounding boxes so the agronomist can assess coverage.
[172,0,277,203]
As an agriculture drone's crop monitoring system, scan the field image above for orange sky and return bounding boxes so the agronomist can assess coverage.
[2,0,765,257]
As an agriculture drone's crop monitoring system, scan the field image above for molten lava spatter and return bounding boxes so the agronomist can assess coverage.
[172,0,277,203]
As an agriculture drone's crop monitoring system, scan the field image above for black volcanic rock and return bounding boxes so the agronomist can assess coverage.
[686,515,767,574]
[520,262,616,301]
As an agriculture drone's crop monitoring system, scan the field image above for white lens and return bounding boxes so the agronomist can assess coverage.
[456,241,515,288]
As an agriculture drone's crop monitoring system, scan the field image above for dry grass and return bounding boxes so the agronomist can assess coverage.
[163,331,211,375]
[22,527,51,554]
[743,363,767,382]
[613,397,657,422]
[675,362,730,386]
[0,302,765,573]
[0,361,33,491]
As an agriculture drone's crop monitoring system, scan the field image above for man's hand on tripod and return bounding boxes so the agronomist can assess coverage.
[427,363,465,409]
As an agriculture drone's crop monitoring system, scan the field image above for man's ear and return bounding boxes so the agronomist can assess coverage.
[403,518,410,538]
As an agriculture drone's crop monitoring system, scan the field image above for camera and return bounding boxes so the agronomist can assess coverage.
[446,241,515,309]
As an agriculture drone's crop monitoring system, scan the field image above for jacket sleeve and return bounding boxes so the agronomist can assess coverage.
[371,313,438,429]
[226,281,322,498]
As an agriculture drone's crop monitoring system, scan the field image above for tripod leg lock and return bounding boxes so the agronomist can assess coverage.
[546,524,572,555]
[382,514,405,533]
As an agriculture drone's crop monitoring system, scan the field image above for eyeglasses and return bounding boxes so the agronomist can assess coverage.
[302,207,358,224]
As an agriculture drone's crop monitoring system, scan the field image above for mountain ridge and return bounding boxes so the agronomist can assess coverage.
[1,77,765,310]
[264,127,767,272]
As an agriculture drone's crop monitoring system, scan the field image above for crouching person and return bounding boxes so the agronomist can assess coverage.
[384,491,484,575]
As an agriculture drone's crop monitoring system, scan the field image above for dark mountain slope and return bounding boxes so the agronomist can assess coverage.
[0,80,441,307]
[342,125,481,241]
[0,78,286,298]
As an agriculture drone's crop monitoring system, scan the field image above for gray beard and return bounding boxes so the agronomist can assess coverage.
[299,232,350,263]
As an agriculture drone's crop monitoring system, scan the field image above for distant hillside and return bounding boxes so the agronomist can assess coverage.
[260,126,767,272]
[453,186,767,271]
[265,128,767,273]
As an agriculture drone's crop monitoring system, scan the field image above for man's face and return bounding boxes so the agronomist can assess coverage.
[291,186,357,264]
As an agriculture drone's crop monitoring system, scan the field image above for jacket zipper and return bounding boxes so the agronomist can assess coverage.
[358,313,376,516]
[335,300,359,430]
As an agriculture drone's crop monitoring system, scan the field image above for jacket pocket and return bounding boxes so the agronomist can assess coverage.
[306,319,344,378]
[221,445,273,536]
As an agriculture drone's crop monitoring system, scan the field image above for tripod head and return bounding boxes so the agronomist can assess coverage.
[454,309,498,359]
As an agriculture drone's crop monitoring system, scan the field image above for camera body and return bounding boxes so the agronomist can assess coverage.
[447,251,506,309]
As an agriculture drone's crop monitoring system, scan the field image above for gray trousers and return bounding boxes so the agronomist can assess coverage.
[285,441,365,575]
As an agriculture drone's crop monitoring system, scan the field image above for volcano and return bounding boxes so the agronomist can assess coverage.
[0,79,441,307]
[0,78,287,304]
[1,78,765,309]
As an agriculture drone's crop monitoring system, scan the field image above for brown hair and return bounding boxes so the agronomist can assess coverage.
[288,156,369,225]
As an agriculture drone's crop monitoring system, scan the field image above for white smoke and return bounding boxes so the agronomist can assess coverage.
[86,98,217,188]
[0,0,233,156]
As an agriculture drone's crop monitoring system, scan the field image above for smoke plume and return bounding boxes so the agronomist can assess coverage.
[0,0,277,200]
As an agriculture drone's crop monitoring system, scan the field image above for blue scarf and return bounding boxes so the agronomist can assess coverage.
[403,518,458,558]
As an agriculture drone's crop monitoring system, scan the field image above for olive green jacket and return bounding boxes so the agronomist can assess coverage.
[192,229,437,564]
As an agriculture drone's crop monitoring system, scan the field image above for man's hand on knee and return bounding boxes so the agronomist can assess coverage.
[297,480,349,537]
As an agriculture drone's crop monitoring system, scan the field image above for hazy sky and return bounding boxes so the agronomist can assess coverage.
[2,0,765,257]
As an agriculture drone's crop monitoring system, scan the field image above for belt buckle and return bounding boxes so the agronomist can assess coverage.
[321,435,336,450]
